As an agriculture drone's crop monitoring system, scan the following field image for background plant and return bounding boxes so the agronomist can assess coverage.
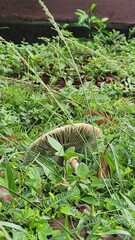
[75,3,108,37]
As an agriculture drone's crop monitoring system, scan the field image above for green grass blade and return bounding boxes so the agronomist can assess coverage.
[109,143,122,188]
[121,193,135,212]
[4,153,16,197]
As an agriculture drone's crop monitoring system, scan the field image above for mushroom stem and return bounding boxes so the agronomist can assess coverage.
[68,157,79,170]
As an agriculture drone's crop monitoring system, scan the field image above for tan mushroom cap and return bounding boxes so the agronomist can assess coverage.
[26,123,102,165]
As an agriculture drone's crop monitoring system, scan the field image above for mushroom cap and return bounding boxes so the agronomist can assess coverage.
[26,123,102,165]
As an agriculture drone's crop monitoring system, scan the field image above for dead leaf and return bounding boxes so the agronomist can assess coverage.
[73,74,87,87]
[97,157,110,178]
[49,63,54,71]
[95,72,118,87]
[49,217,87,239]
[84,109,117,126]
[0,187,13,202]
[53,77,66,89]
[41,73,50,84]
[2,135,21,143]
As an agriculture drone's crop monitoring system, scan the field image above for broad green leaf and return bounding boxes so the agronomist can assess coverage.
[71,186,80,202]
[76,162,89,179]
[90,16,99,23]
[65,146,75,153]
[101,17,108,22]
[60,204,76,216]
[47,135,64,156]
[82,196,100,206]
[38,232,47,240]
[37,223,53,240]
[64,152,83,161]
[25,167,42,194]
[91,177,105,188]
[90,3,96,12]
[78,14,89,25]
[75,9,86,16]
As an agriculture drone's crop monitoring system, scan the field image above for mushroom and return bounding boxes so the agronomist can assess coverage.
[26,123,102,169]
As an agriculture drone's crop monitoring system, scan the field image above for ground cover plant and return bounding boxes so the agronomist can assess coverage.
[0,1,135,240]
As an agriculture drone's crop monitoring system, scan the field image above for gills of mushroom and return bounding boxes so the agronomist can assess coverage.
[25,123,102,167]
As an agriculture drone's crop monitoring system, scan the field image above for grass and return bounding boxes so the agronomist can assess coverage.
[0,3,135,239]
